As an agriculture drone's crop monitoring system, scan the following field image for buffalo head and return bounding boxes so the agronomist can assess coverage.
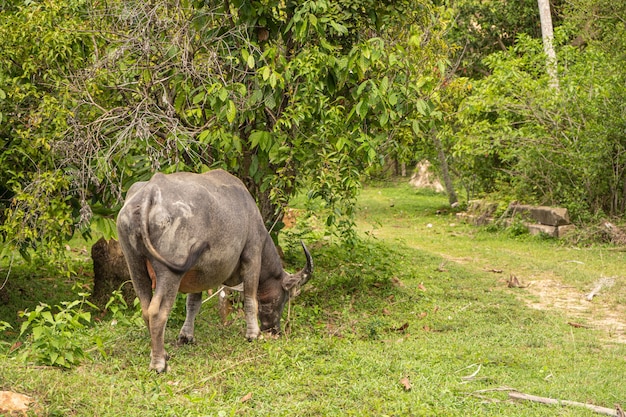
[257,241,313,334]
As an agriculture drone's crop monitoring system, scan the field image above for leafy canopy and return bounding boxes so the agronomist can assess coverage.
[0,0,452,261]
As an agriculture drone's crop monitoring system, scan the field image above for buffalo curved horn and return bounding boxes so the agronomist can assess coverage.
[282,241,313,294]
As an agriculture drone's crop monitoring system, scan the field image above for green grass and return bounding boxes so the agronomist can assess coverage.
[357,181,626,318]
[1,180,625,416]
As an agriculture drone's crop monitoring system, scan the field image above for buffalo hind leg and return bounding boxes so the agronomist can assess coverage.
[117,243,153,328]
[147,271,180,373]
[178,292,202,345]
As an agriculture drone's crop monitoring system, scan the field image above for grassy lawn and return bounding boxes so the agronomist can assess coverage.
[1,180,625,416]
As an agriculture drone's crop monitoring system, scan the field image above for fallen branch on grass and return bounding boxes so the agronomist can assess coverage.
[568,321,592,329]
[586,277,616,301]
[509,392,624,417]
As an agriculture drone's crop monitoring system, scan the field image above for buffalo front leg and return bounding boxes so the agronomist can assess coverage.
[178,292,202,345]
[240,253,262,341]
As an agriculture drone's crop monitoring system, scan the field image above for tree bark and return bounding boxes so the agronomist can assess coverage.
[91,238,135,308]
[432,130,458,205]
[538,0,559,89]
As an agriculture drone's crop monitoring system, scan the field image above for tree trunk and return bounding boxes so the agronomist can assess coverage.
[91,238,135,308]
[432,130,458,206]
[538,0,559,89]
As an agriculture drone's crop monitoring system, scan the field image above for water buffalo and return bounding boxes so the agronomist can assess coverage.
[116,170,313,372]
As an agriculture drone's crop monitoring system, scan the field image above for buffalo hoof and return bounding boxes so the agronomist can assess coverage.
[149,358,168,373]
[149,352,170,373]
[177,334,195,345]
[245,329,260,342]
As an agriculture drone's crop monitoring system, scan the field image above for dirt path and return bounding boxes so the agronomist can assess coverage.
[438,252,626,344]
[380,233,626,345]
[522,277,626,344]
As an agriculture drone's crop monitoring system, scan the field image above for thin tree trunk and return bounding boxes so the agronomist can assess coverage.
[432,130,458,206]
[538,0,559,89]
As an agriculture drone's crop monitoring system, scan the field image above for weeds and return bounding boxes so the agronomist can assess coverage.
[17,293,96,368]
[105,288,143,328]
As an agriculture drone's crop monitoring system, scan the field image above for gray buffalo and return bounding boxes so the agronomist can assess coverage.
[116,170,313,372]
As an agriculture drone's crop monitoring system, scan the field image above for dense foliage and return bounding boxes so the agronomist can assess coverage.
[0,0,93,262]
[1,0,451,259]
[452,0,626,220]
[1,0,626,262]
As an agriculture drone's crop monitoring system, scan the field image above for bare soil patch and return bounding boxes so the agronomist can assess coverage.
[521,276,626,344]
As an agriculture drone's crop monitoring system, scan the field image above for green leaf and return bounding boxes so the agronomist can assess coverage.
[249,131,271,151]
[329,21,348,35]
[298,19,308,39]
[262,66,271,81]
[357,80,369,96]
[218,88,228,102]
[81,312,91,323]
[380,77,389,94]
[368,147,377,162]
[356,100,367,119]
[247,54,255,70]
[415,99,428,116]
[249,88,263,105]
[249,155,259,177]
[32,325,44,341]
[249,131,262,148]
[380,110,389,127]
[20,321,30,336]
[412,120,421,135]
[336,137,346,151]
[226,100,236,123]
[264,94,276,110]
[192,91,205,104]
[198,130,211,143]
[42,311,54,324]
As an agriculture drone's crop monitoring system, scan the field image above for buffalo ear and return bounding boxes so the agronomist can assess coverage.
[281,273,303,297]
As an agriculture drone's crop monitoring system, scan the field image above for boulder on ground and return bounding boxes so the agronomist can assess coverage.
[0,391,36,415]
[455,199,498,225]
[509,203,570,226]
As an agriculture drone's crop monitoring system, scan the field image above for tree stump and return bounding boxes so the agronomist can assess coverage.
[90,237,135,308]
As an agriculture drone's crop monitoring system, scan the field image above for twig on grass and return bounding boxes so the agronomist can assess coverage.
[175,353,267,394]
[470,386,517,394]
[509,392,623,417]
[568,321,592,329]
[466,386,517,401]
[458,364,481,382]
